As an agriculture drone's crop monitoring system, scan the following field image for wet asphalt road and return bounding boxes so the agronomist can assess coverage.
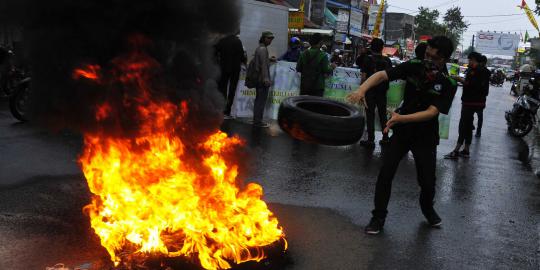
[0,82,538,270]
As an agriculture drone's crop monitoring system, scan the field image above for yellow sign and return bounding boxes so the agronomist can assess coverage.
[289,11,304,29]
[518,47,526,53]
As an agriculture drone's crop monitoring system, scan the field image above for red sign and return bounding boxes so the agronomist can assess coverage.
[478,33,494,40]
[419,35,432,42]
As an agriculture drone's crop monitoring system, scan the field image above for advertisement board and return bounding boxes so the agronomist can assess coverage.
[349,9,363,37]
[288,11,304,29]
[475,31,520,56]
[336,9,349,33]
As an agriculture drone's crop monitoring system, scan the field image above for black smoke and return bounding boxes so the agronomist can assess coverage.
[0,0,241,138]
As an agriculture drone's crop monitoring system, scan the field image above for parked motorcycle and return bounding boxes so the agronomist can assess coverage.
[510,79,519,96]
[9,75,31,122]
[505,77,540,137]
[490,72,505,87]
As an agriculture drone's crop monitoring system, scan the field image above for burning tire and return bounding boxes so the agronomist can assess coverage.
[278,96,364,146]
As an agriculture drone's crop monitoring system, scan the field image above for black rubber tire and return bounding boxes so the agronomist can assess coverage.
[9,82,30,122]
[278,96,365,146]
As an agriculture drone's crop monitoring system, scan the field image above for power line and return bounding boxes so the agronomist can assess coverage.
[463,13,524,18]
[466,17,524,26]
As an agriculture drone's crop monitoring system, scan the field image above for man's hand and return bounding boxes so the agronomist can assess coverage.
[263,79,272,87]
[384,112,403,133]
[330,63,337,69]
[346,89,367,108]
[269,56,277,63]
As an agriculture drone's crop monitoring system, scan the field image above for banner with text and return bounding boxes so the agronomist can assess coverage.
[231,61,451,139]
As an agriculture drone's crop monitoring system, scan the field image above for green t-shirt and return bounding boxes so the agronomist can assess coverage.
[296,48,333,91]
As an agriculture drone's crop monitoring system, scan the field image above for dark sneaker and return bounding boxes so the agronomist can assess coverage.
[444,150,459,160]
[459,150,470,158]
[475,132,481,138]
[253,122,269,128]
[424,211,442,227]
[223,114,234,120]
[379,138,390,146]
[359,140,376,148]
[365,217,385,235]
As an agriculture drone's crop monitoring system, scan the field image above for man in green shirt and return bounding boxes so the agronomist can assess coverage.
[296,33,336,96]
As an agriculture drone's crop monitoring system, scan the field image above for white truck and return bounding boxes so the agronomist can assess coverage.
[239,0,289,61]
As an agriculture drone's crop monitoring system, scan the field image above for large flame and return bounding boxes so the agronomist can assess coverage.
[76,39,286,269]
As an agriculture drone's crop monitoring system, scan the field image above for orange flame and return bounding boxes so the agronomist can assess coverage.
[76,41,286,269]
[73,64,101,81]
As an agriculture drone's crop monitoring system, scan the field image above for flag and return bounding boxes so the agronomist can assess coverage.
[372,0,385,38]
[299,0,305,12]
[525,30,530,42]
[519,0,540,33]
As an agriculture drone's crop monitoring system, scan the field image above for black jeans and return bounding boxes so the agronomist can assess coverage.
[458,106,483,145]
[253,85,270,124]
[365,93,388,141]
[372,134,437,219]
[474,108,484,133]
[218,69,240,115]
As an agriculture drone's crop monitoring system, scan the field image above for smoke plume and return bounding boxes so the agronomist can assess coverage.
[1,0,241,138]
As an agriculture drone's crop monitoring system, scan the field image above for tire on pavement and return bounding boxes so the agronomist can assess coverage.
[278,96,364,146]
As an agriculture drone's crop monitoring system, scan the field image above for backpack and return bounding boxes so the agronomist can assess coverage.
[244,47,266,88]
[244,57,259,88]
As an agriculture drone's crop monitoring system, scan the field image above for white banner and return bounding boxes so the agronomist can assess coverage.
[349,9,364,37]
[475,31,520,56]
[336,9,350,33]
[231,61,361,120]
[367,4,384,32]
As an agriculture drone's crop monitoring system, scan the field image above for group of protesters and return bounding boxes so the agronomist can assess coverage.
[215,30,493,235]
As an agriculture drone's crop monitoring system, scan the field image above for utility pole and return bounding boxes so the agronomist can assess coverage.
[471,34,475,51]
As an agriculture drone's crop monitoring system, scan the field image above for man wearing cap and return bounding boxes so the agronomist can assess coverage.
[252,31,275,128]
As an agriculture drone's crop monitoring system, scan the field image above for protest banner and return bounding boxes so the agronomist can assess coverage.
[231,61,451,139]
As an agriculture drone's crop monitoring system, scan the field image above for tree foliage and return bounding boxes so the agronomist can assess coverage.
[443,7,469,46]
[415,7,446,37]
[415,6,468,47]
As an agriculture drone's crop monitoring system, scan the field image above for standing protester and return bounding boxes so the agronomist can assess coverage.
[358,38,393,147]
[296,33,336,97]
[331,49,344,67]
[445,52,489,159]
[252,31,275,128]
[321,44,331,61]
[475,55,490,137]
[215,32,247,118]
[279,37,302,62]
[347,36,457,235]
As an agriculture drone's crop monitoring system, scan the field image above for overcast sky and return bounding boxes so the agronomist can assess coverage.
[386,0,537,50]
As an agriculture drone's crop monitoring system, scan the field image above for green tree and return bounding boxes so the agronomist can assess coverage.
[443,7,469,46]
[415,7,447,38]
[462,45,475,56]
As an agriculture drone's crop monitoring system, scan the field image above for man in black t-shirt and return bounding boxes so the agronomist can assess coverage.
[358,38,393,147]
[444,52,489,159]
[348,36,457,235]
